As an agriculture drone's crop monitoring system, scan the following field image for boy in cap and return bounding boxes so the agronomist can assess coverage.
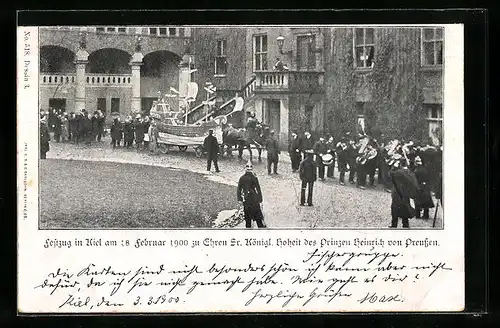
[237,161,265,228]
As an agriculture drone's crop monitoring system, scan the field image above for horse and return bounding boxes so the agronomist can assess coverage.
[222,123,270,161]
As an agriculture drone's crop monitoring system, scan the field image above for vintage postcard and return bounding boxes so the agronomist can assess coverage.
[17,23,464,313]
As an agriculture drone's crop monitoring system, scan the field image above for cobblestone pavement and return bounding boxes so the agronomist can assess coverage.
[45,138,443,229]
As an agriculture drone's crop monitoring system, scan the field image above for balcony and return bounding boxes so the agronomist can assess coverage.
[254,71,324,94]
[40,73,132,87]
[86,74,132,87]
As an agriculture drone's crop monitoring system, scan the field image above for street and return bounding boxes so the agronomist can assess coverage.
[40,139,443,229]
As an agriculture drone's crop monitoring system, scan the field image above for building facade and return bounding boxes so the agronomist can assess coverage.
[39,26,443,146]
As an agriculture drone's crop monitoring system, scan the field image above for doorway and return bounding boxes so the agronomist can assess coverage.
[48,98,67,114]
[264,99,281,137]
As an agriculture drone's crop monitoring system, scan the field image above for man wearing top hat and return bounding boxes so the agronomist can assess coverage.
[237,161,265,228]
[288,131,302,173]
[412,156,435,219]
[299,150,317,206]
[265,130,280,175]
[313,136,328,181]
[204,129,220,173]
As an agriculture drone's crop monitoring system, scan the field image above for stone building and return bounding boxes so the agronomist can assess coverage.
[39,26,443,146]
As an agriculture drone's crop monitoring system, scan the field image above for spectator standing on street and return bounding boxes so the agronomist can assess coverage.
[143,116,151,150]
[299,149,317,206]
[69,113,77,143]
[123,116,135,149]
[83,113,93,145]
[412,156,435,219]
[40,116,50,159]
[326,135,337,179]
[148,118,159,154]
[111,117,122,149]
[91,111,99,142]
[134,114,145,150]
[336,137,349,185]
[288,132,301,173]
[265,130,280,175]
[313,136,328,181]
[388,158,419,228]
[203,129,220,173]
[237,161,265,228]
[96,110,105,142]
[60,113,69,142]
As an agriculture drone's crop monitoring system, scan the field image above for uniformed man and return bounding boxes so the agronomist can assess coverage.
[346,135,358,184]
[412,156,435,219]
[288,132,301,172]
[336,136,349,185]
[313,136,328,181]
[237,161,265,228]
[301,131,314,160]
[299,150,317,206]
[265,130,280,175]
[204,129,220,173]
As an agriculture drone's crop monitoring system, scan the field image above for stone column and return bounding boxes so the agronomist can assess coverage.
[74,49,89,112]
[129,52,143,113]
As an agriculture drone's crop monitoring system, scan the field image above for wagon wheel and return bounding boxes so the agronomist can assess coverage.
[194,147,203,158]
[158,144,169,154]
[178,146,188,152]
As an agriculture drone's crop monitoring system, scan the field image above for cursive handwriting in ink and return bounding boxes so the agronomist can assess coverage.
[34,279,79,295]
[244,288,304,308]
[357,292,404,304]
[58,294,91,309]
[47,268,74,279]
[77,263,131,277]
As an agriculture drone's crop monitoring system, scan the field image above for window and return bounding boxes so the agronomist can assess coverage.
[96,27,105,32]
[297,35,316,69]
[111,98,120,113]
[215,39,228,76]
[354,28,375,69]
[422,27,443,66]
[168,28,177,36]
[149,27,157,35]
[97,98,107,113]
[253,35,268,71]
[118,27,126,33]
[106,27,116,33]
[159,27,167,35]
[425,104,443,145]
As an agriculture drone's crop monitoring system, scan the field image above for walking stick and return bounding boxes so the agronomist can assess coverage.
[433,199,440,228]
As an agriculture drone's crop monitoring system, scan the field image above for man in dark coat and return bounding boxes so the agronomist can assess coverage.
[237,161,265,228]
[134,114,145,150]
[83,113,93,145]
[123,116,135,148]
[301,131,314,160]
[52,114,62,142]
[91,111,100,142]
[288,132,301,172]
[68,113,77,143]
[40,117,50,159]
[313,137,328,181]
[265,130,280,175]
[203,129,220,172]
[388,159,420,228]
[111,117,123,149]
[299,150,318,206]
[412,156,435,219]
[346,138,358,184]
[336,137,349,185]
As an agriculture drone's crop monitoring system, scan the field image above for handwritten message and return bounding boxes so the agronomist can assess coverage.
[33,236,452,312]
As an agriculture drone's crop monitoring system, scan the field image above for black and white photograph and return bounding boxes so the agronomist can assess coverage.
[38,25,444,230]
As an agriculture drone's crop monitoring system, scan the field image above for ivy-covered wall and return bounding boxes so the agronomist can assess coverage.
[324,27,429,143]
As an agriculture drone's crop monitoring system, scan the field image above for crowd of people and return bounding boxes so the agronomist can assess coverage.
[40,107,443,230]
